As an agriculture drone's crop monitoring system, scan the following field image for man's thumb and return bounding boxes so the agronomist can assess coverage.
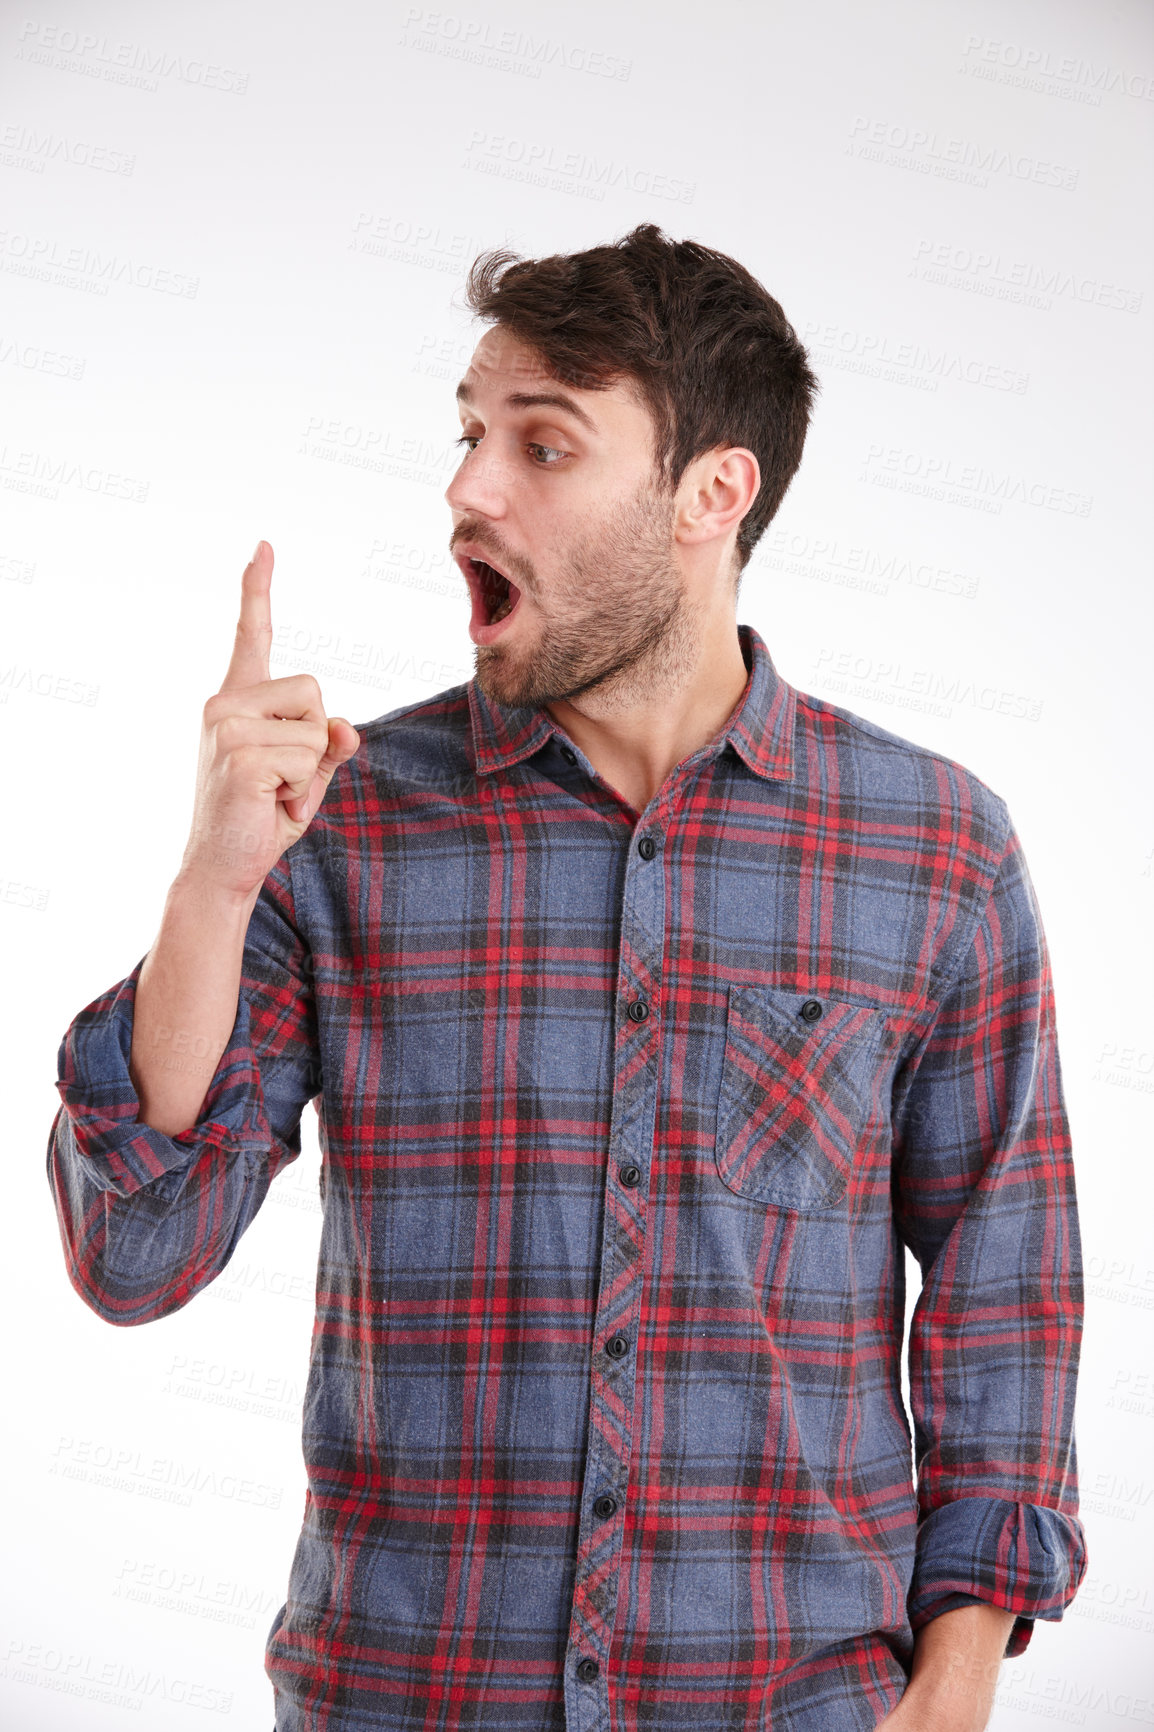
[321,717,360,773]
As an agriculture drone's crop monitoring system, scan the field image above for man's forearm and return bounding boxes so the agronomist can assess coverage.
[129,873,260,1136]
[880,1602,1016,1731]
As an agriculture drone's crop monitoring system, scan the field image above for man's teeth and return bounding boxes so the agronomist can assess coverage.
[490,594,514,622]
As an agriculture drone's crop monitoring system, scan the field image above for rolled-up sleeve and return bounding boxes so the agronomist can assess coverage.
[47,855,320,1327]
[891,815,1086,1660]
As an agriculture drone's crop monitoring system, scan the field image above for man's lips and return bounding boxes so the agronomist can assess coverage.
[453,544,524,617]
[453,543,516,585]
[454,543,527,639]
[454,540,508,571]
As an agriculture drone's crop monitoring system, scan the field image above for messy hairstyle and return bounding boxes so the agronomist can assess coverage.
[459,223,819,580]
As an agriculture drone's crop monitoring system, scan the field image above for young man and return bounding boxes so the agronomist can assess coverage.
[48,225,1085,1731]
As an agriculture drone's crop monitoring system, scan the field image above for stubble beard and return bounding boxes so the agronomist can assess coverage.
[472,477,706,714]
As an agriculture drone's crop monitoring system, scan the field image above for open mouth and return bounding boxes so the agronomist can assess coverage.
[470,556,521,624]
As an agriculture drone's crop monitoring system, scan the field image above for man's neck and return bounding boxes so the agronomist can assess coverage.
[544,619,751,820]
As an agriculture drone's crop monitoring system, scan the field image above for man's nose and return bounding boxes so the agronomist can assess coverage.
[444,439,520,516]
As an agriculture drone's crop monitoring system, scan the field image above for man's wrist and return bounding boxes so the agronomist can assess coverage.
[170,866,262,921]
[901,1602,1017,1730]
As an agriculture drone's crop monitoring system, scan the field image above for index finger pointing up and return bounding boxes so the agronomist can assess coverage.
[220,541,274,693]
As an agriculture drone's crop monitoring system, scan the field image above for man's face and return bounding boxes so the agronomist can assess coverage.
[446,325,700,711]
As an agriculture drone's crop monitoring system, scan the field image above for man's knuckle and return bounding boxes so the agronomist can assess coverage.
[225,742,253,772]
[215,713,245,747]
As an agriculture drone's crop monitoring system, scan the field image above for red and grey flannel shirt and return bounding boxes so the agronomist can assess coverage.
[48,622,1086,1731]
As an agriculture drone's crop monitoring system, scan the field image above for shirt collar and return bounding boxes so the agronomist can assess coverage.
[466,621,795,785]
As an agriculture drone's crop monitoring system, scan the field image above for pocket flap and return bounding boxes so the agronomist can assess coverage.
[716,985,886,1209]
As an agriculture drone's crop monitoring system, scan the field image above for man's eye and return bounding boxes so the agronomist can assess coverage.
[453,434,566,466]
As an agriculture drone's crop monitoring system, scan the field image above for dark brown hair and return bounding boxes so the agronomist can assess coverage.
[459,223,820,576]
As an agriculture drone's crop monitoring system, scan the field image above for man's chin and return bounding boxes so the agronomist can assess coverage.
[472,648,534,709]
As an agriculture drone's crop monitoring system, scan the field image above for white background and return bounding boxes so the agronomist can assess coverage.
[3,0,1152,1725]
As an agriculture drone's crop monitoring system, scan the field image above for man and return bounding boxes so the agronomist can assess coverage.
[48,224,1085,1731]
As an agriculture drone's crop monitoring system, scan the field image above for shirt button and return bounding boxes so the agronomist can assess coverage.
[593,1494,618,1520]
[560,744,578,765]
[800,998,823,1023]
[576,1657,599,1683]
[606,1334,630,1359]
[627,999,649,1023]
[637,836,657,860]
[618,1164,642,1188]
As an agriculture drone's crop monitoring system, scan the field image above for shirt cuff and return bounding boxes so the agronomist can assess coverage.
[54,956,272,1198]
[908,1498,1088,1659]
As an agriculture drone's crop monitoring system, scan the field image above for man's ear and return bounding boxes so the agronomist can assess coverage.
[674,446,760,552]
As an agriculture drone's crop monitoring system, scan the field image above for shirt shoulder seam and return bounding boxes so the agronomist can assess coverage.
[794,686,1005,786]
[930,805,1017,1001]
[791,689,1015,994]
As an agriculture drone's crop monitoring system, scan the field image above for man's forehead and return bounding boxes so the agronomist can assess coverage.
[464,327,552,384]
[456,326,642,423]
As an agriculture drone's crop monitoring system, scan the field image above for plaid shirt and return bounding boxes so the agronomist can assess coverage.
[49,623,1086,1731]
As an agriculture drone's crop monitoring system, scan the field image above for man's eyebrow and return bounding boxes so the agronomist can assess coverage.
[455,379,599,434]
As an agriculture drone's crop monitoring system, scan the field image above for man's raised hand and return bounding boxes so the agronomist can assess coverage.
[179,542,360,903]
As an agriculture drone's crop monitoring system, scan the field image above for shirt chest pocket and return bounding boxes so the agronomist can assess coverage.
[715,985,887,1209]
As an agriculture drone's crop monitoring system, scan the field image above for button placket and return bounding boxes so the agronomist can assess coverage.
[565,807,667,1730]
